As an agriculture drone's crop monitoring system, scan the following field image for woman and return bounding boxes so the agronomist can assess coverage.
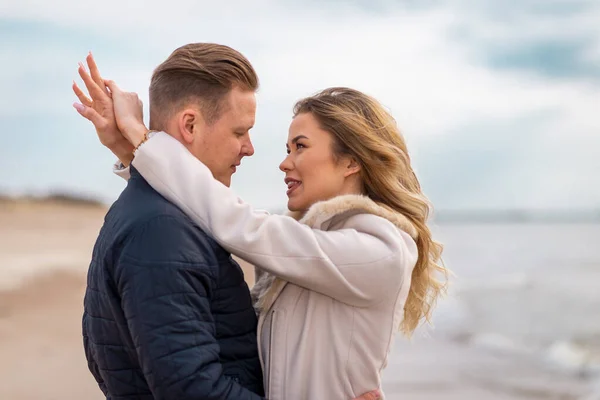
[80,79,447,398]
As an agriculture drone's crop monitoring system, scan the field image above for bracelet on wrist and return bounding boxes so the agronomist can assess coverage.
[133,130,158,155]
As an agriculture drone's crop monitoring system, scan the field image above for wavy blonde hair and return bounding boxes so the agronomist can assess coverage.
[294,87,448,335]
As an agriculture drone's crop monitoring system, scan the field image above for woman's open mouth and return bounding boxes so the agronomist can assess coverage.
[285,178,302,196]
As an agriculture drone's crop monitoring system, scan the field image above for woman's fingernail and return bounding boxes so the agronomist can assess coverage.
[73,102,85,113]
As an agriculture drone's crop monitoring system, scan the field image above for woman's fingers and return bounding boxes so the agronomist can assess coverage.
[73,102,106,130]
[78,62,107,103]
[86,52,110,96]
[353,390,381,400]
[72,81,93,107]
[104,79,123,96]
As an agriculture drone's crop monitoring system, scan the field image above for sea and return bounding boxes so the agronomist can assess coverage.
[382,222,600,399]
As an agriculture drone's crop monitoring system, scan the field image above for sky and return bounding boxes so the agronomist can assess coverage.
[0,0,598,211]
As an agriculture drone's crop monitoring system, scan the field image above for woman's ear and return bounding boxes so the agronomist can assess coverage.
[343,157,361,178]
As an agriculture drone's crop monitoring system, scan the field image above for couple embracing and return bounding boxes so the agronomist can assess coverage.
[74,43,447,400]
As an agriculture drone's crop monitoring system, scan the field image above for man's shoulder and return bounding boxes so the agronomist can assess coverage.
[113,180,188,220]
[104,183,224,259]
[110,183,194,231]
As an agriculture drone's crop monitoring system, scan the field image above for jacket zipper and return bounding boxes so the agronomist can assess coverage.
[267,309,276,399]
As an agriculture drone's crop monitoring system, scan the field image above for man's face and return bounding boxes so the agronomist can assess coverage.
[190,87,256,187]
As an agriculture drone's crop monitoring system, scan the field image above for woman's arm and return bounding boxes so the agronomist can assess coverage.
[132,132,418,307]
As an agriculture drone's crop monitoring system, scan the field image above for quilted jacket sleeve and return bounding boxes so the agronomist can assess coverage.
[114,215,263,400]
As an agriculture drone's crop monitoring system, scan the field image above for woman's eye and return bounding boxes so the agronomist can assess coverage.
[296,143,306,149]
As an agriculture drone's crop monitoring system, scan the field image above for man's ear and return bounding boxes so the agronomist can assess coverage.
[177,108,204,144]
[343,157,361,178]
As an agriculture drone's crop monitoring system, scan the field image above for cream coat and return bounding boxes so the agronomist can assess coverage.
[123,131,419,399]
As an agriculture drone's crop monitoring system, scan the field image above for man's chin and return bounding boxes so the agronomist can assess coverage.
[215,175,232,187]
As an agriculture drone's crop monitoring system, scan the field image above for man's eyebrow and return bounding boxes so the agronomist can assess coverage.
[234,124,254,131]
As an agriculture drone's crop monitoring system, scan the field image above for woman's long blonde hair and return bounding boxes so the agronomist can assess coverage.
[294,87,448,335]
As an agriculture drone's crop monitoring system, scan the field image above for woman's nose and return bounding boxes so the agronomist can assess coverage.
[279,153,293,172]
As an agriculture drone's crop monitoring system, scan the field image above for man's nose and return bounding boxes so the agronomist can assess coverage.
[242,138,255,157]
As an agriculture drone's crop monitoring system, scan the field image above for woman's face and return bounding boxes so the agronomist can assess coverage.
[279,112,360,212]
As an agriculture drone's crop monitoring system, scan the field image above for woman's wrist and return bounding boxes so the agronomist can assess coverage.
[132,129,161,156]
[113,139,135,167]
[124,123,150,150]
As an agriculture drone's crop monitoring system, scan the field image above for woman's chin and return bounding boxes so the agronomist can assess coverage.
[287,198,306,212]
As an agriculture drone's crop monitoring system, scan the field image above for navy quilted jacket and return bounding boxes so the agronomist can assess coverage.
[83,168,264,399]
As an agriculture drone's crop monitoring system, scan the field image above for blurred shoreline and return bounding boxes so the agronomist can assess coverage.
[1,196,599,399]
[0,192,106,208]
[3,191,598,223]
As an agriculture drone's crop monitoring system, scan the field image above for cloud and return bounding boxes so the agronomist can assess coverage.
[443,0,600,82]
[0,0,598,210]
[483,39,600,81]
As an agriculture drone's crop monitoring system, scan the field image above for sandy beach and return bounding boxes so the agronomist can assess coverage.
[1,200,598,399]
[0,200,106,399]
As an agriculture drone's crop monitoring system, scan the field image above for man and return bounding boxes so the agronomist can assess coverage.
[74,44,381,400]
[76,44,264,399]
